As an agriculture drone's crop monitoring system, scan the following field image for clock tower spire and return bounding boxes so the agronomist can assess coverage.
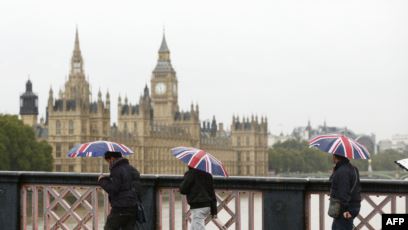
[151,32,179,124]
[64,28,90,104]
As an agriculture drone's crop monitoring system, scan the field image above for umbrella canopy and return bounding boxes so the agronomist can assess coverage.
[395,158,408,171]
[67,141,133,158]
[309,134,370,160]
[171,146,228,177]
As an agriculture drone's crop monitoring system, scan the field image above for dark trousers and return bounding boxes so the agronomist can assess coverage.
[332,216,354,230]
[104,209,138,230]
[332,207,360,230]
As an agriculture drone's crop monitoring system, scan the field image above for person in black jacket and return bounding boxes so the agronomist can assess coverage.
[180,167,217,230]
[330,154,361,230]
[98,151,142,230]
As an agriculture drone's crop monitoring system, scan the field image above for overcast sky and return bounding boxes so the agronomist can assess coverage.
[0,0,407,140]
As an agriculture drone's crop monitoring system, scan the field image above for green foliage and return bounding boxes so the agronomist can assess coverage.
[349,158,368,172]
[269,139,332,173]
[0,114,53,171]
[371,149,408,171]
[268,138,408,175]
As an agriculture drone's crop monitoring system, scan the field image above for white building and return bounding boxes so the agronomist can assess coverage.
[378,134,408,153]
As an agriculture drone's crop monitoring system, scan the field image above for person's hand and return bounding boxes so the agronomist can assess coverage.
[98,174,105,181]
[343,211,352,219]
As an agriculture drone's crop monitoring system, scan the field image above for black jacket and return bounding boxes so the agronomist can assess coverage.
[330,159,361,213]
[98,158,142,210]
[180,168,217,216]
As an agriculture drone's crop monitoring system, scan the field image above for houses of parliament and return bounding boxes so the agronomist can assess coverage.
[19,30,268,176]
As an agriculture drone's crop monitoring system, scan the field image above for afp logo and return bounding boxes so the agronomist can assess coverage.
[382,214,408,230]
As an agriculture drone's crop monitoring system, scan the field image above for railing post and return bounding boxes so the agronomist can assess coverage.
[140,176,157,230]
[0,172,21,230]
[263,186,305,230]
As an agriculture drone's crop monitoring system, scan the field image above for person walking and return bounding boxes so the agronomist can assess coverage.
[180,167,217,230]
[98,151,143,230]
[330,154,361,230]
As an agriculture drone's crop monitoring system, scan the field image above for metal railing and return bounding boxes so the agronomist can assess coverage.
[1,172,408,230]
[157,188,261,230]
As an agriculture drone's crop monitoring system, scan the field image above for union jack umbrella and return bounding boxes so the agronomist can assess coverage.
[309,134,370,160]
[395,158,408,171]
[171,147,228,177]
[67,141,133,158]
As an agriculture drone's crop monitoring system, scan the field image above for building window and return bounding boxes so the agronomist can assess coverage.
[69,120,74,135]
[68,143,74,151]
[91,124,96,134]
[56,120,61,135]
[56,144,61,158]
[237,137,241,147]
[69,165,74,172]
[82,121,87,133]
[246,137,250,146]
[55,165,61,172]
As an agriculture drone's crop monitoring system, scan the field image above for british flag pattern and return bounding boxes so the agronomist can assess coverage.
[67,141,133,158]
[309,134,370,160]
[171,146,228,177]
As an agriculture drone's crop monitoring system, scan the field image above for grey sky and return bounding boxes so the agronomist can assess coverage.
[0,0,407,140]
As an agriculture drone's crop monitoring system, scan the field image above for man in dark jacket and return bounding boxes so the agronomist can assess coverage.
[180,167,217,230]
[330,154,361,230]
[98,151,142,230]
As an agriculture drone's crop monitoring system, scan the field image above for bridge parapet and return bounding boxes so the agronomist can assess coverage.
[1,172,408,229]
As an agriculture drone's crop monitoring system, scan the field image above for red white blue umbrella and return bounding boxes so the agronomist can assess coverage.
[67,141,133,158]
[309,134,370,160]
[171,147,228,177]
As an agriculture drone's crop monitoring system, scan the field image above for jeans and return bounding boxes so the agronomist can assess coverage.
[332,207,360,230]
[190,207,210,230]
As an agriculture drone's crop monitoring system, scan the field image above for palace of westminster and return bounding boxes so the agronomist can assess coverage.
[19,30,268,176]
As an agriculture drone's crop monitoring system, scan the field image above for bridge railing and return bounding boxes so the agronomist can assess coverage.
[1,172,408,230]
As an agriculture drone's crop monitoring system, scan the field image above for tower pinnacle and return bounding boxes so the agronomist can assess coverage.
[153,32,174,73]
[159,32,170,53]
[70,28,84,75]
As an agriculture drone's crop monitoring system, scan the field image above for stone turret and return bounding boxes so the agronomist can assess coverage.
[20,79,39,127]
[106,91,110,110]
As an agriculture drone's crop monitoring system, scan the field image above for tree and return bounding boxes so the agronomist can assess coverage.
[371,149,408,171]
[350,159,368,172]
[0,114,53,171]
[269,139,331,174]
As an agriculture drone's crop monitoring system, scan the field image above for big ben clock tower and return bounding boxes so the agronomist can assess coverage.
[151,33,179,124]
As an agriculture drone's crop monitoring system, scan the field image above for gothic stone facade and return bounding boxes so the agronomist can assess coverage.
[22,30,268,176]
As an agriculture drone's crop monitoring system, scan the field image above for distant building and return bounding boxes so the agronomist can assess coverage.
[378,134,408,153]
[19,80,48,141]
[291,120,376,154]
[19,80,38,127]
[19,29,269,176]
[268,132,293,147]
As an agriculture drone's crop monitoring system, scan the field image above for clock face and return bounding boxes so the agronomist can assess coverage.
[155,83,167,95]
